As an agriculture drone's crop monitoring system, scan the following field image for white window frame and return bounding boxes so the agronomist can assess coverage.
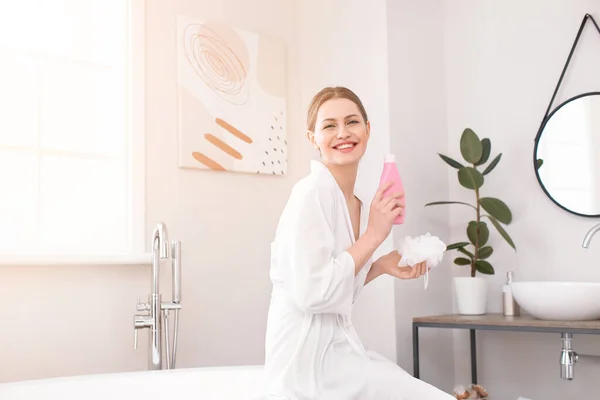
[0,0,149,266]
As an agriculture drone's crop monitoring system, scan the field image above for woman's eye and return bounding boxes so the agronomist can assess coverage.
[324,124,334,129]
[348,120,359,125]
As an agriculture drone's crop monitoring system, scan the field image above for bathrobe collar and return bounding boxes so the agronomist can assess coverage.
[310,160,367,243]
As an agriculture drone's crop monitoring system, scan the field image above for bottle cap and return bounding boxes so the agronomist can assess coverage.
[384,154,396,163]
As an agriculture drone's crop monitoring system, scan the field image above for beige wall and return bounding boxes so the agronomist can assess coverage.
[0,0,305,383]
[143,0,309,371]
[445,1,600,398]
[0,0,401,383]
[387,0,456,394]
[295,0,400,362]
[6,2,597,396]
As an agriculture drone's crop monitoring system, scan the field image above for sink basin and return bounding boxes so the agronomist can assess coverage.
[511,281,600,321]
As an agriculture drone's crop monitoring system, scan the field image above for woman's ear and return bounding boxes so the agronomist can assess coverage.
[366,120,371,137]
[306,130,319,150]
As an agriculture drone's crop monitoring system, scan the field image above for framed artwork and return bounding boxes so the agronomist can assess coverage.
[176,16,287,175]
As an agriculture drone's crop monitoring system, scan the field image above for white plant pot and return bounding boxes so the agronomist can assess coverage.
[454,277,488,315]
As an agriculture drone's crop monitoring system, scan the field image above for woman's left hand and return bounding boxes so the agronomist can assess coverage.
[376,250,428,280]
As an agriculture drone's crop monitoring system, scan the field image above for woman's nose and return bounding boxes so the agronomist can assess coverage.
[336,125,350,138]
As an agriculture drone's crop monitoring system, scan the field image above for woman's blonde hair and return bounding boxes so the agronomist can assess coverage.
[306,86,369,131]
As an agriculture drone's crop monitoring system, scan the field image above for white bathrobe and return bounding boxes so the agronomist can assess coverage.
[264,161,453,400]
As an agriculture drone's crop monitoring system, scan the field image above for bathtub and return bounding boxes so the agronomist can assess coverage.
[0,365,267,400]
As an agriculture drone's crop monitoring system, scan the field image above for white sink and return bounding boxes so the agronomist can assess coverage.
[511,281,600,321]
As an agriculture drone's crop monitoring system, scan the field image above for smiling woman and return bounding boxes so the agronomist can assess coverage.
[264,87,453,399]
[305,86,370,164]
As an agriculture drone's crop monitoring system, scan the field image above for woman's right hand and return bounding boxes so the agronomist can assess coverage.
[365,181,404,245]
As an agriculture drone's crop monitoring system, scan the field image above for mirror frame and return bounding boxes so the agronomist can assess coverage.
[533,91,600,218]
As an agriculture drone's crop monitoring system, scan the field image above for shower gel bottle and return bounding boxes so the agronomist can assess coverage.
[379,154,405,225]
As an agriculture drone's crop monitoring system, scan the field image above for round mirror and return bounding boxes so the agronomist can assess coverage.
[534,92,600,217]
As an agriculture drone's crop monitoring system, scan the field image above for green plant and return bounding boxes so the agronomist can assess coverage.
[425,128,516,277]
[536,158,543,169]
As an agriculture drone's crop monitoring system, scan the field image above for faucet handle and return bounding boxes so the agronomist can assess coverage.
[136,297,150,312]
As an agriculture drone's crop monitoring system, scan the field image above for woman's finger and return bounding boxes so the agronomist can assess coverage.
[385,198,403,212]
[413,265,421,278]
[392,205,404,217]
[374,182,393,201]
[396,267,412,279]
[406,266,416,279]
[381,196,396,209]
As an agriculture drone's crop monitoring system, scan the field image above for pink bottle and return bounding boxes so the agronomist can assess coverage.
[379,154,405,224]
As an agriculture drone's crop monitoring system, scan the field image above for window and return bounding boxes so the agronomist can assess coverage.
[0,1,145,262]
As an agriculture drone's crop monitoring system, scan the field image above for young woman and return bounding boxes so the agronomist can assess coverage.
[264,87,453,399]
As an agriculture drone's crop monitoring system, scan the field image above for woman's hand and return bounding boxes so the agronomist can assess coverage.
[365,182,404,246]
[376,250,428,280]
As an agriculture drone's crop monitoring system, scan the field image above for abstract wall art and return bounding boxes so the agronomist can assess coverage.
[176,16,288,175]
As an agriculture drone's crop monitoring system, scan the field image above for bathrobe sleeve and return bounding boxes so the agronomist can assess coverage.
[352,267,368,302]
[281,185,355,315]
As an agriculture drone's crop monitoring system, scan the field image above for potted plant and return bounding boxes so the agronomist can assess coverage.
[426,128,516,315]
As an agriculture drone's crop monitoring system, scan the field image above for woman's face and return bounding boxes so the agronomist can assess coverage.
[307,98,370,166]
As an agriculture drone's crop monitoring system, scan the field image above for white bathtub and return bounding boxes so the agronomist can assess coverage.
[0,365,267,400]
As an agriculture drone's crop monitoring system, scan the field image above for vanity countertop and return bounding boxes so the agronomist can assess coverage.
[413,313,600,333]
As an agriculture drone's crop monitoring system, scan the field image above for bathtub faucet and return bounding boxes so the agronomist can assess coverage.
[134,222,182,370]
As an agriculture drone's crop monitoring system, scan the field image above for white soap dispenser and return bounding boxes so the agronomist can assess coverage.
[502,271,520,316]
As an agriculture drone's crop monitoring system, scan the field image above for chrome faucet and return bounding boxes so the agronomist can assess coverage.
[582,223,600,248]
[134,222,182,370]
[558,224,600,380]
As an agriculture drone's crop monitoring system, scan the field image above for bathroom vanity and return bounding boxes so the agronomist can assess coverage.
[412,313,600,383]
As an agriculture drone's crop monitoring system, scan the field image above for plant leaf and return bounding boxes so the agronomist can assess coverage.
[484,215,516,251]
[480,197,512,224]
[460,128,483,164]
[458,247,474,258]
[477,138,491,165]
[536,158,543,170]
[425,201,477,210]
[454,257,471,266]
[446,242,470,250]
[458,167,484,190]
[478,246,493,259]
[475,260,495,274]
[438,153,464,169]
[482,154,502,175]
[467,221,489,247]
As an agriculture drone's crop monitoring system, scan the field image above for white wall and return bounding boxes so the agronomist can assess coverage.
[386,0,456,393]
[295,0,398,362]
[0,0,304,383]
[144,0,309,370]
[445,1,600,398]
[0,0,401,383]
[7,2,598,397]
